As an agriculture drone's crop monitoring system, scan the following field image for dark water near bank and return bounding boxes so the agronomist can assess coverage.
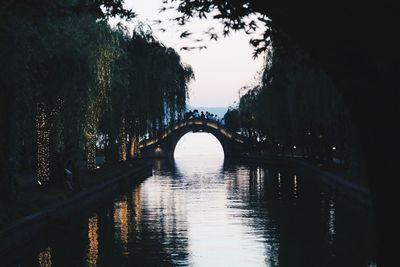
[14,134,376,266]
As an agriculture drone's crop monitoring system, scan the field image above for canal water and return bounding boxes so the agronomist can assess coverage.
[15,133,376,266]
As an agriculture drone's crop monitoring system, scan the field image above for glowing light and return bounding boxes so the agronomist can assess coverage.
[87,215,98,266]
[130,135,138,159]
[85,43,116,170]
[155,147,162,154]
[277,173,282,199]
[38,180,42,185]
[307,132,311,135]
[86,133,97,171]
[293,146,296,149]
[328,199,336,245]
[114,199,129,252]
[332,146,336,150]
[134,187,142,227]
[38,247,52,267]
[119,119,127,161]
[36,103,50,184]
[96,166,100,169]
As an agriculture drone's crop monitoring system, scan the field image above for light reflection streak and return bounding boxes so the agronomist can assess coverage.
[277,173,282,200]
[293,175,298,199]
[328,199,336,245]
[87,215,98,266]
[256,167,264,195]
[114,199,129,253]
[133,186,142,231]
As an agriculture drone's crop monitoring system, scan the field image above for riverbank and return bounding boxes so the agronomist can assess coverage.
[228,154,372,209]
[0,160,152,264]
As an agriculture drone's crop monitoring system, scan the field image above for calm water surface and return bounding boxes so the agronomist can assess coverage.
[15,133,376,266]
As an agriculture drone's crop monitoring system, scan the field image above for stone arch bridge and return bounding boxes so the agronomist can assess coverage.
[139,118,249,158]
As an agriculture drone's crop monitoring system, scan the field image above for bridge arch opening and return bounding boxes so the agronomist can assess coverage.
[174,132,224,159]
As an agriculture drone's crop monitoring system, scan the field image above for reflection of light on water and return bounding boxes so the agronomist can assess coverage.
[172,132,268,266]
[38,247,51,267]
[294,175,298,199]
[133,186,142,229]
[154,159,161,171]
[87,215,98,266]
[328,199,336,244]
[277,173,282,199]
[256,166,264,194]
[114,199,129,253]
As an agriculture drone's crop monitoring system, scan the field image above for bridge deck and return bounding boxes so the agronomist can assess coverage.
[139,118,245,148]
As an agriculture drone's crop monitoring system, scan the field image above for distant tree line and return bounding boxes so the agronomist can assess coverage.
[0,0,193,200]
[224,40,359,167]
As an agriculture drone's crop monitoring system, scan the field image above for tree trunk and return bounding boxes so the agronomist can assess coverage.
[119,120,127,162]
[86,131,97,171]
[107,131,118,164]
[36,103,50,184]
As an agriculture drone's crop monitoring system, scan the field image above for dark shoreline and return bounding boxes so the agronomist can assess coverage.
[0,162,152,265]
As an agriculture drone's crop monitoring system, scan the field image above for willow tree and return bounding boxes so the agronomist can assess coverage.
[121,27,193,159]
[226,41,356,163]
[94,25,193,163]
[257,44,354,162]
[0,0,135,199]
[85,27,119,171]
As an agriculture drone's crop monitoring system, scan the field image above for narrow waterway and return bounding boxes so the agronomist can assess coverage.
[16,133,376,266]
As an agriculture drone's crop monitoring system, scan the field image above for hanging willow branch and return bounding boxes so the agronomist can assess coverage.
[85,39,119,171]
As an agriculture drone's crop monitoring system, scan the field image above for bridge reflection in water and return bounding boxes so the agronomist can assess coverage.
[14,134,376,266]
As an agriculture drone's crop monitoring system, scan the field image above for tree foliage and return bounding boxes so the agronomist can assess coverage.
[225,44,357,164]
[0,0,193,199]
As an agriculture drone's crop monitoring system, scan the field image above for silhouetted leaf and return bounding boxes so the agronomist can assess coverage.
[152,20,162,25]
[179,30,192,38]
[209,33,218,41]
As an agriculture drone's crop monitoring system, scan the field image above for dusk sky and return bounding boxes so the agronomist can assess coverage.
[109,0,265,108]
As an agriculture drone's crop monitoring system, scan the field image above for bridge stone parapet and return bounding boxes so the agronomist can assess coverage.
[139,118,249,158]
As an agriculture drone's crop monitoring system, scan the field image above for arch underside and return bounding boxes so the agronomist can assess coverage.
[139,119,247,158]
[169,126,229,157]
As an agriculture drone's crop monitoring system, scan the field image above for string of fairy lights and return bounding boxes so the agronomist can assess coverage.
[36,44,121,178]
[85,43,117,170]
[38,247,52,267]
[119,118,127,161]
[87,131,97,170]
[36,103,50,184]
[87,215,99,266]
